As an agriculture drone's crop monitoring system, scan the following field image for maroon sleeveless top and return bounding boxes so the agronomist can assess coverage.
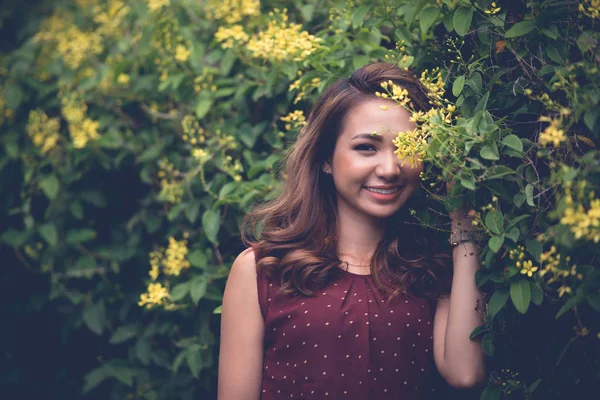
[256,266,442,399]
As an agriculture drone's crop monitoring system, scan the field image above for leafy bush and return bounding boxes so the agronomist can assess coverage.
[1,0,598,399]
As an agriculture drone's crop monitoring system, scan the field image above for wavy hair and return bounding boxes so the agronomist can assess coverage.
[241,62,452,303]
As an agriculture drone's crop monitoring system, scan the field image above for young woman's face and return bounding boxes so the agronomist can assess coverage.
[324,97,424,221]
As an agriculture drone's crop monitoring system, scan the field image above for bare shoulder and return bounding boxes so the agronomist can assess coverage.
[230,247,257,277]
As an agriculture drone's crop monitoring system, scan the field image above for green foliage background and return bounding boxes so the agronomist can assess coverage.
[1,0,599,399]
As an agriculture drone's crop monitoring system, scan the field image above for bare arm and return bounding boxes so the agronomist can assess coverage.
[433,241,487,389]
[218,248,265,400]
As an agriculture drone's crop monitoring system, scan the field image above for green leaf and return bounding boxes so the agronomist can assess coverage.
[39,223,58,247]
[453,7,473,36]
[505,227,520,242]
[485,210,504,235]
[482,333,495,356]
[39,175,59,200]
[195,98,213,119]
[501,134,523,152]
[66,228,96,244]
[526,238,543,261]
[584,109,598,132]
[586,293,600,312]
[109,324,140,344]
[83,301,106,335]
[505,21,536,38]
[488,235,504,253]
[474,92,490,113]
[530,281,543,306]
[525,184,535,206]
[352,55,370,70]
[476,269,492,287]
[202,209,221,244]
[555,296,579,319]
[510,279,531,314]
[189,250,207,268]
[452,75,465,97]
[528,378,543,394]
[170,282,190,301]
[83,366,109,394]
[546,44,564,64]
[3,83,24,109]
[488,287,510,319]
[481,386,502,400]
[469,325,488,340]
[419,7,440,33]
[352,5,371,28]
[213,305,222,314]
[480,144,500,160]
[187,349,203,378]
[460,177,476,190]
[486,165,515,180]
[513,193,526,207]
[300,4,315,21]
[137,143,163,163]
[190,276,208,305]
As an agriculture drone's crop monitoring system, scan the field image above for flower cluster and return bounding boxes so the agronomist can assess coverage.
[146,0,170,12]
[377,70,456,168]
[509,246,539,277]
[280,110,306,131]
[34,14,103,70]
[205,0,260,24]
[288,72,321,104]
[579,0,600,19]
[157,158,184,203]
[246,8,322,63]
[92,0,130,38]
[559,180,600,243]
[26,110,61,154]
[215,25,250,49]
[150,12,193,78]
[538,245,582,298]
[149,233,191,279]
[138,282,171,309]
[484,2,501,15]
[193,69,217,93]
[538,117,567,148]
[60,94,101,148]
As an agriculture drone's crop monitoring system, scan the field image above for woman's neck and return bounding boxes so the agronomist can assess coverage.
[335,204,386,263]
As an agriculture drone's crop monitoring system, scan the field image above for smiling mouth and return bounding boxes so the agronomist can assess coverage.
[364,186,403,194]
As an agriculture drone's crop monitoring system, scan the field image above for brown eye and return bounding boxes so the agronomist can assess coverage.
[355,144,376,152]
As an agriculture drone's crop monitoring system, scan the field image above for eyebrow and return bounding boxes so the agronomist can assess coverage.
[351,133,383,141]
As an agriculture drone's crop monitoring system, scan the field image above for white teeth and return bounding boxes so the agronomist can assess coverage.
[365,187,401,194]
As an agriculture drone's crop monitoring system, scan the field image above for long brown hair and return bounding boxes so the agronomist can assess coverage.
[241,62,452,302]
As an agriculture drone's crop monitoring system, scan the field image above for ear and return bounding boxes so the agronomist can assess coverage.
[322,161,332,173]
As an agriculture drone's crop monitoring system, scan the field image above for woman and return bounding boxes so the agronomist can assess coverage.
[218,62,486,399]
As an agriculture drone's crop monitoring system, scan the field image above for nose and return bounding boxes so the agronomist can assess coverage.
[375,151,402,181]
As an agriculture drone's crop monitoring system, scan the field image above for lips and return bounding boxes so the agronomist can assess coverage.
[364,186,403,194]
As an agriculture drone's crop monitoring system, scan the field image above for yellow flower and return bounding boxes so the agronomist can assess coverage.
[174,44,191,62]
[538,118,567,147]
[246,8,322,63]
[558,285,572,297]
[484,2,501,15]
[146,0,170,12]
[26,109,61,153]
[205,0,260,24]
[519,260,539,277]
[138,282,170,309]
[280,110,307,130]
[117,73,130,84]
[215,25,250,49]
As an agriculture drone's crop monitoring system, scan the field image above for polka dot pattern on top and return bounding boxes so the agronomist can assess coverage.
[257,266,438,399]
